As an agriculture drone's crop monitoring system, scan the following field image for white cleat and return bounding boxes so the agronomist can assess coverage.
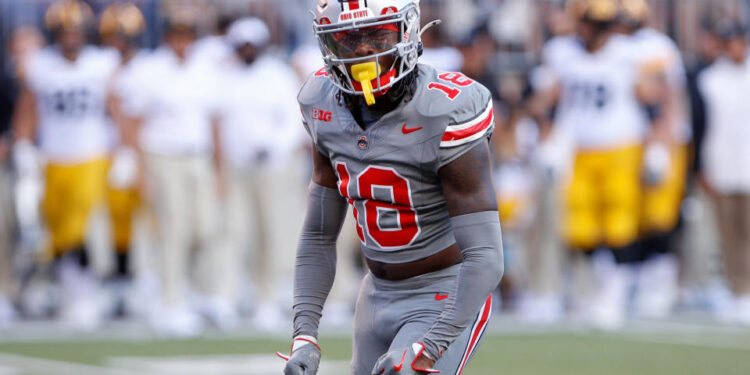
[634,254,679,319]
[0,294,17,330]
[588,254,633,331]
[57,260,103,331]
[200,298,239,332]
[734,296,750,327]
[150,306,205,338]
[516,293,564,325]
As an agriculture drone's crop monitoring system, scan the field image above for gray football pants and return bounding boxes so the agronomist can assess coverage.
[352,264,492,375]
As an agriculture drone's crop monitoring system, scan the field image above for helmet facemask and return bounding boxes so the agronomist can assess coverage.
[314,2,421,104]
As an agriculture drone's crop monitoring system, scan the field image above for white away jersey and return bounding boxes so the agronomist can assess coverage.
[299,64,495,264]
[632,28,690,142]
[216,55,304,169]
[545,35,648,149]
[25,46,120,162]
[121,47,221,155]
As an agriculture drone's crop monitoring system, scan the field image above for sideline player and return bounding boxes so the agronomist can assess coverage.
[12,0,120,329]
[120,9,224,336]
[539,0,658,329]
[216,17,306,330]
[277,1,504,374]
[617,0,689,318]
[98,1,147,318]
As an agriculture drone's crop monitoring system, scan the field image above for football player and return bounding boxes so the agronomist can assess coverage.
[0,32,20,328]
[699,20,750,326]
[120,9,224,336]
[98,1,147,317]
[215,17,306,331]
[538,0,658,329]
[12,0,121,329]
[617,0,689,319]
[277,1,504,374]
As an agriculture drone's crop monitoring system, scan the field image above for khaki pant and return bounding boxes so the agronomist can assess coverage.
[144,153,221,308]
[679,187,722,291]
[526,176,564,296]
[714,194,750,295]
[0,164,15,296]
[225,162,305,307]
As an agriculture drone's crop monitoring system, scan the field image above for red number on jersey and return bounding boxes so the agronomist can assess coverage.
[438,72,474,87]
[428,83,461,100]
[428,72,474,100]
[336,163,364,242]
[335,163,420,248]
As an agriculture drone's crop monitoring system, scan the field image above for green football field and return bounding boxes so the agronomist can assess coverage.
[0,318,749,374]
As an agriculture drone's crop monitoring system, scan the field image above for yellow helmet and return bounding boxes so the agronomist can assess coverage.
[163,7,199,33]
[578,0,619,23]
[99,3,145,38]
[565,0,585,19]
[620,0,650,26]
[44,0,94,32]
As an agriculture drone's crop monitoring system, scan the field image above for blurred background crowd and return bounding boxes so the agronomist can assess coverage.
[0,0,748,339]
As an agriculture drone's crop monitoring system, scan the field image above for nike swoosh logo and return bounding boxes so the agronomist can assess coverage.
[393,350,407,371]
[435,292,449,301]
[402,124,423,134]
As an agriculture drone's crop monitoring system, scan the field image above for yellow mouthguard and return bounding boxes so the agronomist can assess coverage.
[351,62,380,106]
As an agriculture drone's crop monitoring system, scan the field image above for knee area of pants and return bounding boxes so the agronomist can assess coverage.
[610,244,642,264]
[55,246,90,269]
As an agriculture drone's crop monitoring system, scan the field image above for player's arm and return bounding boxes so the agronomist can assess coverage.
[105,87,149,193]
[636,60,676,185]
[12,84,37,142]
[292,145,344,336]
[11,84,40,178]
[210,115,227,196]
[414,141,504,366]
[636,60,673,142]
[279,144,347,374]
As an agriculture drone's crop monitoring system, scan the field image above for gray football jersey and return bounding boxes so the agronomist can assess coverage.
[299,64,495,264]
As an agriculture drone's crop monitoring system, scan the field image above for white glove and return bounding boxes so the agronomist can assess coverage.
[14,166,43,236]
[276,335,322,375]
[12,139,41,179]
[371,343,439,375]
[643,142,671,185]
[108,147,138,189]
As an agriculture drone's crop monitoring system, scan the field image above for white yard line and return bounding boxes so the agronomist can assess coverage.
[0,352,144,375]
[107,354,350,375]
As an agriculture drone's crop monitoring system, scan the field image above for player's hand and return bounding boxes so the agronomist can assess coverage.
[276,336,321,375]
[371,343,439,375]
[643,141,670,185]
[109,147,139,189]
[11,139,40,178]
